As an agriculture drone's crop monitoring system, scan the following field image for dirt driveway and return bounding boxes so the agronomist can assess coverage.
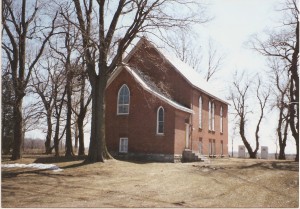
[1,156,299,208]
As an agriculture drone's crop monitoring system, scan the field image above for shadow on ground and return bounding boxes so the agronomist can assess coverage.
[33,155,86,164]
[237,161,299,171]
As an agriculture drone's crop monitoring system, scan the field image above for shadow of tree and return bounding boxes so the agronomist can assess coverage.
[237,161,298,171]
[33,155,86,164]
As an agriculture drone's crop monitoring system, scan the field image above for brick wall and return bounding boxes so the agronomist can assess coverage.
[106,68,179,155]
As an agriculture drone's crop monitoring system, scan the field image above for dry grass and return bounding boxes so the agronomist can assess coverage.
[1,155,299,208]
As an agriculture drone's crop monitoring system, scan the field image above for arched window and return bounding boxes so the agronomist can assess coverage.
[199,96,202,128]
[117,84,130,114]
[220,106,223,133]
[157,106,164,134]
[212,102,215,131]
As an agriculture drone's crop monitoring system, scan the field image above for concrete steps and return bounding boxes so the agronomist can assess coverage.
[182,149,204,162]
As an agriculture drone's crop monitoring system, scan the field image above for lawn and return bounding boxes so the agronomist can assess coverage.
[1,155,299,208]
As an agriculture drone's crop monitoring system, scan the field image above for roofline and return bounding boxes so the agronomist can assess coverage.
[123,37,230,106]
[107,65,194,114]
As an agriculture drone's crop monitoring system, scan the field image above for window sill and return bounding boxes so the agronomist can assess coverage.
[117,113,129,116]
[156,133,165,136]
[208,130,215,134]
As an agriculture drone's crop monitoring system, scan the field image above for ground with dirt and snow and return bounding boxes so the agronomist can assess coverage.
[1,155,299,208]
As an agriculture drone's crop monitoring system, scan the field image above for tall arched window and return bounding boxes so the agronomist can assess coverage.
[117,84,130,114]
[220,106,223,133]
[208,101,215,131]
[157,106,164,134]
[199,96,202,128]
[212,102,215,131]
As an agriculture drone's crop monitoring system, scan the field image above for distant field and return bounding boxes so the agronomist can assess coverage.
[1,155,299,208]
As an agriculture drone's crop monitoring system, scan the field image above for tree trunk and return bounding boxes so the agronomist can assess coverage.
[11,98,23,160]
[45,113,53,154]
[65,77,74,157]
[289,21,299,162]
[239,118,256,159]
[86,75,112,162]
[75,121,79,150]
[78,115,85,156]
[54,117,60,157]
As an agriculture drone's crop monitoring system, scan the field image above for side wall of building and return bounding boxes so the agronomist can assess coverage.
[190,90,229,156]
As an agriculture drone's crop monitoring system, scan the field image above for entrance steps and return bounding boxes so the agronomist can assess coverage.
[182,149,209,162]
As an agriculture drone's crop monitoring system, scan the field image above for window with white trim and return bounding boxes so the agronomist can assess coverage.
[220,106,223,133]
[119,138,128,153]
[199,96,202,128]
[157,106,164,134]
[208,101,215,131]
[212,102,215,131]
[117,84,130,114]
[208,101,212,130]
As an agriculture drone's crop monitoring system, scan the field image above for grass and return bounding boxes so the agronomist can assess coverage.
[1,155,299,208]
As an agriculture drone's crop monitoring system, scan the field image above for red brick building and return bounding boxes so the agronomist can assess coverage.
[105,38,229,162]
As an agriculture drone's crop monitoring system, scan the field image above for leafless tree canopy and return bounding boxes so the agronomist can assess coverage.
[228,72,270,159]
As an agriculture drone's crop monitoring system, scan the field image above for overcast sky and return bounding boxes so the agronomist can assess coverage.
[197,0,296,154]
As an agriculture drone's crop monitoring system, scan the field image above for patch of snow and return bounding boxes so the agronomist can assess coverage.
[1,163,63,172]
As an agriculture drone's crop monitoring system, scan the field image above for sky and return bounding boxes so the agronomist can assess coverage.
[195,0,296,154]
[26,0,296,155]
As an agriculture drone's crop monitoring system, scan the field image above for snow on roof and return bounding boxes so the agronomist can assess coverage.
[128,38,229,105]
[124,65,194,114]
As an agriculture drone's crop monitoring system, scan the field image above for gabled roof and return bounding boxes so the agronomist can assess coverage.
[107,65,194,114]
[124,37,230,105]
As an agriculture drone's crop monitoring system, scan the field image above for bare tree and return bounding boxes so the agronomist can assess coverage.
[71,62,92,156]
[268,58,290,160]
[205,38,225,81]
[167,31,203,71]
[71,0,206,162]
[2,0,58,160]
[228,72,270,159]
[29,56,65,154]
[168,33,224,81]
[50,2,82,157]
[250,0,299,161]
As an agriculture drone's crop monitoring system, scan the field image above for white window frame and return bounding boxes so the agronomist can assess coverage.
[212,102,215,131]
[220,106,223,133]
[156,106,164,135]
[119,137,128,153]
[208,101,212,131]
[199,96,202,128]
[117,84,130,115]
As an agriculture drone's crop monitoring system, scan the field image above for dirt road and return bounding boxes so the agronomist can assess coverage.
[1,156,299,208]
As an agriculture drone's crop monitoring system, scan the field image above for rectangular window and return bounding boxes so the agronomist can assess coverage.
[199,138,203,155]
[221,140,223,156]
[119,138,128,153]
[213,139,216,155]
[209,139,212,155]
